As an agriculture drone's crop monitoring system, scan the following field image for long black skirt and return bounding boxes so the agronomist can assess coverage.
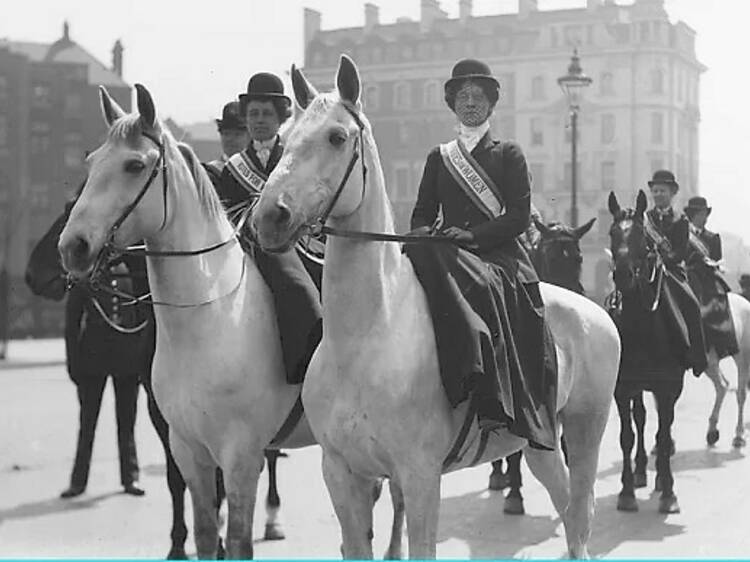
[405,243,558,451]
[687,267,739,359]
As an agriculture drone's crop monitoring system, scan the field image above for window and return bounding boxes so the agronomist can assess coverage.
[0,115,7,147]
[30,121,51,154]
[601,161,615,191]
[363,84,380,111]
[0,76,8,104]
[550,27,559,48]
[651,69,664,94]
[530,117,544,146]
[64,92,82,118]
[601,114,615,144]
[393,81,411,110]
[651,112,663,144]
[32,84,52,108]
[423,80,440,109]
[397,121,409,145]
[600,72,614,96]
[640,22,651,42]
[531,76,545,100]
[64,132,84,168]
[529,163,544,192]
[498,115,515,139]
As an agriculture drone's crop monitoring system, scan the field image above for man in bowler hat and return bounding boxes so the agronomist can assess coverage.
[204,101,250,184]
[684,196,738,359]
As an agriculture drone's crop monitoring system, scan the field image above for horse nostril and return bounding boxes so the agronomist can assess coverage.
[275,199,291,227]
[72,236,90,261]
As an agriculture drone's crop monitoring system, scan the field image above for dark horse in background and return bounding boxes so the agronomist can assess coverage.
[24,200,286,559]
[486,212,604,515]
[606,190,691,514]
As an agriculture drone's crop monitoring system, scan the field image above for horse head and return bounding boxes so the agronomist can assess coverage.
[533,216,595,292]
[252,55,374,252]
[607,190,650,292]
[58,84,213,279]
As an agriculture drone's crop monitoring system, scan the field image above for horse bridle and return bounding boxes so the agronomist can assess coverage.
[77,131,250,309]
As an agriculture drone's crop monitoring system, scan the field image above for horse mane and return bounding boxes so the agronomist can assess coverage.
[107,114,224,221]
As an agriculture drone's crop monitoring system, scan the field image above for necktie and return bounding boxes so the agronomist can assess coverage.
[253,139,275,168]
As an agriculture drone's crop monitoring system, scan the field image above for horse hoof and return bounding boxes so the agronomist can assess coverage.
[217,539,226,560]
[488,471,509,491]
[658,495,681,514]
[707,429,720,446]
[384,548,403,560]
[503,495,525,515]
[165,548,188,560]
[264,523,286,541]
[616,494,638,512]
[633,472,647,489]
[732,436,746,448]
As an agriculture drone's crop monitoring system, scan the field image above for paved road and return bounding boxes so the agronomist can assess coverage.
[1,340,749,558]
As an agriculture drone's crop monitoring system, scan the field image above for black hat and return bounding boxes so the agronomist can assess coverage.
[648,169,679,193]
[740,274,750,286]
[215,101,246,132]
[238,72,291,112]
[684,196,712,216]
[444,59,500,91]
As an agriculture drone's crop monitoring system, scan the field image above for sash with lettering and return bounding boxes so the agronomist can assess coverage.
[439,139,505,219]
[644,212,674,256]
[688,227,715,264]
[225,151,267,195]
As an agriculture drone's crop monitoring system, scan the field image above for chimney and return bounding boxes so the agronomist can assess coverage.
[518,0,538,19]
[112,39,123,78]
[420,0,447,32]
[459,0,472,24]
[304,8,322,47]
[63,20,70,41]
[364,3,380,34]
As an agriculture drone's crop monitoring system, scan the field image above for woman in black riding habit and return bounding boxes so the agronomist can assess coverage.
[406,59,558,451]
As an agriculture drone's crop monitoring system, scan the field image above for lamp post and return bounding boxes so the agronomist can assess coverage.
[557,48,592,229]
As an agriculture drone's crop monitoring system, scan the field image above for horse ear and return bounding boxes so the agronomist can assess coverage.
[575,217,597,239]
[608,191,621,217]
[291,64,318,110]
[336,54,361,105]
[533,215,554,237]
[635,189,648,216]
[135,83,156,129]
[99,86,125,127]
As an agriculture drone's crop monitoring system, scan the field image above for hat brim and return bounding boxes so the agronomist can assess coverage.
[684,206,712,215]
[215,119,247,132]
[648,180,679,192]
[444,74,500,90]
[239,92,292,105]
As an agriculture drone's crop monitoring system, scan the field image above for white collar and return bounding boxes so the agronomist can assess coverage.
[252,136,277,150]
[457,121,490,152]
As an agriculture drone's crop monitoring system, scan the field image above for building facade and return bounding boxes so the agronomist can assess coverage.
[0,23,130,337]
[301,0,705,302]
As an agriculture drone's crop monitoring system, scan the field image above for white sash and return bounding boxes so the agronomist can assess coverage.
[439,140,504,220]
[226,152,267,194]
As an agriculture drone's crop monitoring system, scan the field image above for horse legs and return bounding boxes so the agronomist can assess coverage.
[488,459,508,491]
[632,393,648,488]
[144,385,188,559]
[614,388,638,511]
[705,355,727,446]
[384,479,405,560]
[400,469,441,559]
[321,450,377,559]
[222,448,265,559]
[653,385,682,514]
[503,451,525,515]
[733,357,748,448]
[170,433,220,559]
[263,450,286,541]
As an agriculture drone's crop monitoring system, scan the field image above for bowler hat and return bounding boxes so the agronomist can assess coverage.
[740,274,750,287]
[444,59,500,91]
[215,101,246,132]
[238,72,291,112]
[648,169,679,192]
[684,196,712,216]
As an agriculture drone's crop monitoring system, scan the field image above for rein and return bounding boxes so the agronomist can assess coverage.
[309,103,457,246]
[73,131,250,311]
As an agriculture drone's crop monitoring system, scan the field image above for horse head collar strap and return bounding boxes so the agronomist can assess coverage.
[311,102,367,235]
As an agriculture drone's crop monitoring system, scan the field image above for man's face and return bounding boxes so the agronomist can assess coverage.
[689,209,709,229]
[454,81,492,127]
[246,100,280,142]
[649,183,674,209]
[220,128,250,157]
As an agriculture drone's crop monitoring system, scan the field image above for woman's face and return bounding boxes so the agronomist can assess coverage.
[649,183,674,209]
[245,100,280,141]
[454,81,491,127]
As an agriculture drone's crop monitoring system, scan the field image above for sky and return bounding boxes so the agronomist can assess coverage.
[2,0,750,241]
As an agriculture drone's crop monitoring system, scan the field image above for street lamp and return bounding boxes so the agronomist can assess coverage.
[557,48,592,229]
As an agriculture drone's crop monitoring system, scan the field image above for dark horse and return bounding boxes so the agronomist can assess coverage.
[487,214,602,515]
[607,190,687,514]
[24,200,286,558]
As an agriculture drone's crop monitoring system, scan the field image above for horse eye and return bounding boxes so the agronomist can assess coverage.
[124,160,146,174]
[329,131,347,147]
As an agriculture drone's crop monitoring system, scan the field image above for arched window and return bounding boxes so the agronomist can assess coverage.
[393,81,411,110]
[422,80,440,108]
[651,68,664,94]
[600,72,614,96]
[363,84,380,112]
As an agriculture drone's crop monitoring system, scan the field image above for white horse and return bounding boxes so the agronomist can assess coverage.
[57,85,319,559]
[704,292,750,448]
[252,55,621,559]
